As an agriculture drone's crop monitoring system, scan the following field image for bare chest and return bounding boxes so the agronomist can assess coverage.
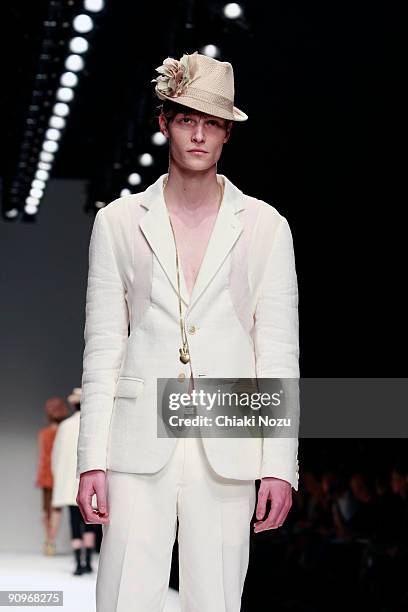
[168,211,218,298]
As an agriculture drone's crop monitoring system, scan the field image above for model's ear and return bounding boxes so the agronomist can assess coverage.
[158,114,170,139]
[224,121,233,143]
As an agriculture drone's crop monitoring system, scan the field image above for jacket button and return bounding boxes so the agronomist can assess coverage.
[177,372,186,382]
[187,325,197,334]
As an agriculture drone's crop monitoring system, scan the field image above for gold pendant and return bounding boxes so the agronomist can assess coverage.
[179,347,190,364]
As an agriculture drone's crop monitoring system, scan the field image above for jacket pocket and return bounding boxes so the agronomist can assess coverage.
[115,376,145,398]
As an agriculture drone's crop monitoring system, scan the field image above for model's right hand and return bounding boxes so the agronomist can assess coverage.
[76,470,110,525]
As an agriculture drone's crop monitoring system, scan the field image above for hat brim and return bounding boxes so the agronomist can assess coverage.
[157,93,248,122]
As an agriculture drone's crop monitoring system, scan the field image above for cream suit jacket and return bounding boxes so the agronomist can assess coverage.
[76,173,300,490]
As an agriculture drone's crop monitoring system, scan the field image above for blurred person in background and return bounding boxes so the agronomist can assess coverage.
[51,387,98,575]
[390,464,408,504]
[386,465,408,558]
[348,472,378,541]
[35,396,69,555]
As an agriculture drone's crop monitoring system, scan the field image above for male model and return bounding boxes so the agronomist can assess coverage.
[77,51,300,611]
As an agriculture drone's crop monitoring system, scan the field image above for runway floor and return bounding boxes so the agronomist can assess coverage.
[0,552,180,611]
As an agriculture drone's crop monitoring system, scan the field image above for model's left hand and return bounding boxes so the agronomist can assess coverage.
[253,477,292,533]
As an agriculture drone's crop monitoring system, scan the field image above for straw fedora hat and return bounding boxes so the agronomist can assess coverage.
[151,50,248,122]
[67,387,82,406]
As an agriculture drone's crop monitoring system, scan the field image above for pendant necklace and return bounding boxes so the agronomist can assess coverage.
[163,175,224,364]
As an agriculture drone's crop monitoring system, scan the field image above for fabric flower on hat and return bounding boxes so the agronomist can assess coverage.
[151,52,196,100]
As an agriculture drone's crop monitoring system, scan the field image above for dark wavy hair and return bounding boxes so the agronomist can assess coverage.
[155,99,232,131]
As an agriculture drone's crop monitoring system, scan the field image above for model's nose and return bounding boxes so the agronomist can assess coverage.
[192,124,205,142]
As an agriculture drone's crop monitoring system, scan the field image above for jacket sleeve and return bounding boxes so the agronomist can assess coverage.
[76,208,129,478]
[253,215,300,490]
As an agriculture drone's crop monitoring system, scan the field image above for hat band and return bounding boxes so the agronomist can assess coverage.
[183,87,234,113]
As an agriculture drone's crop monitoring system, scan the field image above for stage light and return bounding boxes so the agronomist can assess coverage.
[42,140,58,153]
[38,162,52,171]
[65,54,84,72]
[152,131,167,145]
[223,3,243,19]
[5,209,19,218]
[25,197,39,207]
[30,188,44,199]
[84,0,105,12]
[49,116,66,129]
[202,44,219,58]
[26,197,40,206]
[24,204,38,215]
[138,153,153,166]
[95,200,106,209]
[36,169,49,181]
[69,37,89,54]
[53,102,70,117]
[73,14,94,34]
[60,71,78,88]
[45,128,61,141]
[56,87,74,102]
[40,151,54,162]
[32,179,46,190]
[120,188,131,196]
[128,172,142,186]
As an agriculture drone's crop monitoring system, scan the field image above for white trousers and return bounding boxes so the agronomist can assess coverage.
[96,435,257,612]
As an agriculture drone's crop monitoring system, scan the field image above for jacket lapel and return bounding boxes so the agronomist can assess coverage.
[139,173,245,311]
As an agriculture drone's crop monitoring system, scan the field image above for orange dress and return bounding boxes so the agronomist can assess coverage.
[35,425,58,489]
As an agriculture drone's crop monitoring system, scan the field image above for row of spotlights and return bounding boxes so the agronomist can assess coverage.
[23,4,102,216]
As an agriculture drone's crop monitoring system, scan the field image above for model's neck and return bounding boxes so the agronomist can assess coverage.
[164,165,221,213]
